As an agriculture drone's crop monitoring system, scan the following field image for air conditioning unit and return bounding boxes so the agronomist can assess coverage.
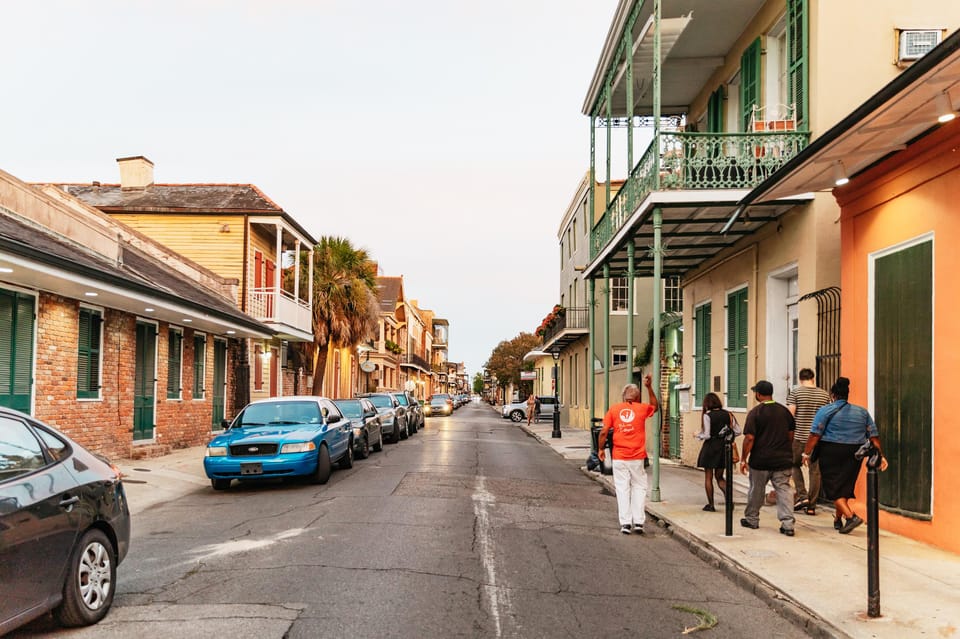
[897,29,942,66]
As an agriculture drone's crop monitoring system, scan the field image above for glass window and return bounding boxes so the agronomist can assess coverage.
[664,276,683,313]
[612,348,630,367]
[77,307,102,399]
[0,416,47,480]
[35,426,69,461]
[167,329,183,399]
[610,277,629,312]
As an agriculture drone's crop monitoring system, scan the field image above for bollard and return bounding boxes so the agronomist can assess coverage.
[720,426,735,536]
[856,440,882,618]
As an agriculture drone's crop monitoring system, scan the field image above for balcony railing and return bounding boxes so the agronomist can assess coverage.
[542,307,588,344]
[591,130,810,258]
[403,352,430,371]
[249,287,312,336]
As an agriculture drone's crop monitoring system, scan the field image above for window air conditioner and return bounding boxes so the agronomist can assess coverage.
[897,29,942,65]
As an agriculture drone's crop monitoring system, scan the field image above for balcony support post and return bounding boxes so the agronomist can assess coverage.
[650,0,664,502]
[588,278,596,437]
[626,13,635,171]
[603,263,611,413]
[605,82,612,208]
[626,243,635,388]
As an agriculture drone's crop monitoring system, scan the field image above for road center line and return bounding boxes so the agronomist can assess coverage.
[473,475,511,638]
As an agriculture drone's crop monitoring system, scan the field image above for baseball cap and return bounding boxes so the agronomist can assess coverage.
[750,380,774,396]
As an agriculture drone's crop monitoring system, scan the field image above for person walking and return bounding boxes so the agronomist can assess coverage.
[526,393,537,426]
[739,380,797,536]
[598,375,659,535]
[802,377,888,534]
[695,392,740,512]
[786,368,831,515]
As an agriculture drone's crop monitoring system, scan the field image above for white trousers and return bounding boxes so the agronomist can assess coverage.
[612,459,648,527]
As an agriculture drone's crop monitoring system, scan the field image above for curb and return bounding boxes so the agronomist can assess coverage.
[519,420,847,639]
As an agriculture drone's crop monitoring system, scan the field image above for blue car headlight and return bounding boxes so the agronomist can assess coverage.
[206,446,228,457]
[280,442,317,454]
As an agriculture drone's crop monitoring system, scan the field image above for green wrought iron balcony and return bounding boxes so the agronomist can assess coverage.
[590,130,810,258]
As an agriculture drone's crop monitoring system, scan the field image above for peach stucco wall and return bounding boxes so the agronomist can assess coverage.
[836,117,960,554]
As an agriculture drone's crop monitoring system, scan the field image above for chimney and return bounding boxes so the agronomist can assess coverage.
[116,156,154,190]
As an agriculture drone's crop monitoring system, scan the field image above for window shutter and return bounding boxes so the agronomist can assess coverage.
[727,289,748,408]
[167,331,182,398]
[787,0,808,129]
[694,304,712,403]
[707,88,724,133]
[740,38,762,131]
[193,335,206,397]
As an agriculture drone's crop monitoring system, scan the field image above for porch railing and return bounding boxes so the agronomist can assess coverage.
[542,306,588,344]
[591,130,810,258]
[249,287,312,334]
[404,352,430,371]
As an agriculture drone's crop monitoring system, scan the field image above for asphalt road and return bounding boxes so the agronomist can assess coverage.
[14,403,810,638]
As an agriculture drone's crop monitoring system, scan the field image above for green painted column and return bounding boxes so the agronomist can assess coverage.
[588,277,596,450]
[605,84,612,207]
[603,263,611,413]
[626,19,634,171]
[650,0,664,502]
[626,243,635,388]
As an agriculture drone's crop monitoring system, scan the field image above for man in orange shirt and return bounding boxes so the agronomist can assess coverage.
[598,375,660,534]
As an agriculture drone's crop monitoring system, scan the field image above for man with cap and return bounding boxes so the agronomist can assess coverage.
[739,380,797,536]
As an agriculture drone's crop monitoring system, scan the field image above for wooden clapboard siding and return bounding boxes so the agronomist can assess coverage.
[108,213,246,299]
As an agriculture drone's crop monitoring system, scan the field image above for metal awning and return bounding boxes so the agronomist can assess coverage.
[740,29,960,205]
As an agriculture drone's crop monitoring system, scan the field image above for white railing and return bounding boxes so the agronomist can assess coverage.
[249,287,311,334]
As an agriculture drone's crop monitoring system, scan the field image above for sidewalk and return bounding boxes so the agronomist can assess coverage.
[517,417,960,639]
[116,446,210,516]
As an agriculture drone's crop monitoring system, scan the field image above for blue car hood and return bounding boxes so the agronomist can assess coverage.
[209,424,325,446]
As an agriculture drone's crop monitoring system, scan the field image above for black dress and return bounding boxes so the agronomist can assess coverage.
[697,409,731,469]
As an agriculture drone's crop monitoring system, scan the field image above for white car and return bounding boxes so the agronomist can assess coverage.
[501,396,559,423]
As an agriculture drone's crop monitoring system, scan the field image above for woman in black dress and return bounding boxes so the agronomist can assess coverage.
[696,392,739,511]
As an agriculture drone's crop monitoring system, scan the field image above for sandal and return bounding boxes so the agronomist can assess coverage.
[702,504,716,512]
[805,506,816,516]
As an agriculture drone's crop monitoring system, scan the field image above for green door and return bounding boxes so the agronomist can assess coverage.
[874,240,932,518]
[0,289,34,412]
[134,322,156,440]
[668,375,680,458]
[212,339,227,426]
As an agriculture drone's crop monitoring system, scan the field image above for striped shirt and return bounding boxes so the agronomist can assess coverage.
[786,384,831,442]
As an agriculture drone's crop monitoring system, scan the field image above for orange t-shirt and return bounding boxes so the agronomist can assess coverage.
[603,401,656,460]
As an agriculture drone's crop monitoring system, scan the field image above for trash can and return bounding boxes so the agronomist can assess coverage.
[590,418,613,475]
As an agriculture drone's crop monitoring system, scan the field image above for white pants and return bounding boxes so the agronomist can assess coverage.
[612,459,648,527]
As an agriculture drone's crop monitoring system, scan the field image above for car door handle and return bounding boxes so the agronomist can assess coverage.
[59,495,80,509]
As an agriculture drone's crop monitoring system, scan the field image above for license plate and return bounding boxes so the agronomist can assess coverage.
[240,463,263,476]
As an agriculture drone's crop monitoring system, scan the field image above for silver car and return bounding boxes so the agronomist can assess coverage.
[501,396,559,423]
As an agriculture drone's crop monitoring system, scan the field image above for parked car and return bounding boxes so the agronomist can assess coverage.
[424,393,453,417]
[332,397,383,459]
[391,391,422,434]
[501,396,559,423]
[0,408,131,635]
[358,393,408,443]
[204,396,353,490]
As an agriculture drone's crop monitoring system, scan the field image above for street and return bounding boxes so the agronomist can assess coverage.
[13,404,809,638]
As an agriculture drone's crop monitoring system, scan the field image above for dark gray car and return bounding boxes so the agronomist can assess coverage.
[391,392,422,435]
[333,398,383,459]
[358,393,408,443]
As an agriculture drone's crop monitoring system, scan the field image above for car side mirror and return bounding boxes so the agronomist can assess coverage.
[221,419,231,430]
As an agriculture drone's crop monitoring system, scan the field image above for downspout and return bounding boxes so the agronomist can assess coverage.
[588,277,596,445]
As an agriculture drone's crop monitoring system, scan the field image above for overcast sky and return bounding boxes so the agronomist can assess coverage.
[1,0,619,377]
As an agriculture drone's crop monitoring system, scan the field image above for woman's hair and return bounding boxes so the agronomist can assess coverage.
[830,376,851,400]
[701,392,722,411]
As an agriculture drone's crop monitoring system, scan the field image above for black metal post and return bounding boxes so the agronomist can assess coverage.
[551,355,561,438]
[723,427,735,536]
[866,446,881,618]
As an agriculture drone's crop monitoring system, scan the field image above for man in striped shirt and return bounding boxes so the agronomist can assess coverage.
[786,368,831,514]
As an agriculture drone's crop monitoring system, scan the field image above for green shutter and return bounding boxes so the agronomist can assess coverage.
[694,304,712,403]
[740,38,762,131]
[727,289,748,408]
[193,335,206,398]
[77,308,102,399]
[707,88,724,133]
[787,0,808,129]
[0,289,34,411]
[167,330,182,399]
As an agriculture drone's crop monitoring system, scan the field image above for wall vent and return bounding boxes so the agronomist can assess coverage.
[897,29,942,66]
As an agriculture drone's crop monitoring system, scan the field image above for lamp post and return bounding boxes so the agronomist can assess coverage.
[550,350,561,439]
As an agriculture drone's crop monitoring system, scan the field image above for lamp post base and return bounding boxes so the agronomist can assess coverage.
[551,413,562,438]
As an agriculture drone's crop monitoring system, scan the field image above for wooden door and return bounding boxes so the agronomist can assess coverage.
[134,322,156,440]
[212,339,227,426]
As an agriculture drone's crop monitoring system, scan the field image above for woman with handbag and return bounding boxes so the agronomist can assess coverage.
[695,392,740,512]
[802,377,888,534]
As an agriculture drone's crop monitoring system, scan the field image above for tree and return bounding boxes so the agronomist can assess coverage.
[308,236,379,395]
[472,372,484,395]
[483,332,541,392]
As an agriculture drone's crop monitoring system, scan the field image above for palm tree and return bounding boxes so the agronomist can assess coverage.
[308,236,379,395]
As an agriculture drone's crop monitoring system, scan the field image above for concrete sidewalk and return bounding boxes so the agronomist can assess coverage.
[516,417,960,639]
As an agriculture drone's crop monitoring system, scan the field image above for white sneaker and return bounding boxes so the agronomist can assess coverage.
[633,524,644,535]
[620,525,632,535]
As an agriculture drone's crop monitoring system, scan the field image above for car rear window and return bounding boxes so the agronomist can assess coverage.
[393,394,409,406]
[334,400,362,419]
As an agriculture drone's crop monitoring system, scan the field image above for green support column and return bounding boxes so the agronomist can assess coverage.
[650,0,664,502]
[605,84,612,208]
[589,115,596,222]
[626,20,634,171]
[588,277,596,449]
[603,264,611,413]
[626,243,635,388]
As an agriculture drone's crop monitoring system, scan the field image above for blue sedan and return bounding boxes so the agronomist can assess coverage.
[203,396,354,490]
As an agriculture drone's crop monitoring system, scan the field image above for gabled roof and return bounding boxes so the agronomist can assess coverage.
[57,183,317,245]
[376,276,403,313]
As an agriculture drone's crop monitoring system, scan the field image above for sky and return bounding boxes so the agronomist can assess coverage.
[1,0,619,377]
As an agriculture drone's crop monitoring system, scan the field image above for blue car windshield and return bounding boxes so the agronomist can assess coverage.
[334,400,362,419]
[238,401,322,426]
[368,396,393,409]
